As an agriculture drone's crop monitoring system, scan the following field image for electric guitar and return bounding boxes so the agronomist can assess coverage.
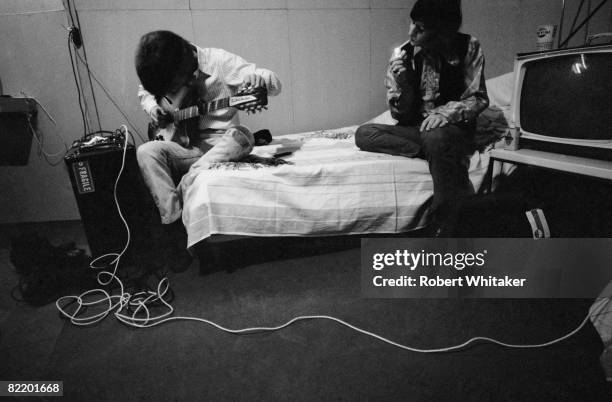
[148,85,268,147]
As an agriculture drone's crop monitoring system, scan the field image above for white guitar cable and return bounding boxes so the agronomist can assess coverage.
[56,125,172,326]
[56,125,612,353]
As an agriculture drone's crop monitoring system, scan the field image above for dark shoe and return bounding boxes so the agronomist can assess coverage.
[253,129,272,146]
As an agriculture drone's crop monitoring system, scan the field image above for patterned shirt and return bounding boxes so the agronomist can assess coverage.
[138,46,282,132]
[386,35,489,124]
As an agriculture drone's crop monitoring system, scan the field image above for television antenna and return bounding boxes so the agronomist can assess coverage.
[558,0,610,48]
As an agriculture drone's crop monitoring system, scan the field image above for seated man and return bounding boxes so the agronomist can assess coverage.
[355,0,489,235]
[134,30,282,270]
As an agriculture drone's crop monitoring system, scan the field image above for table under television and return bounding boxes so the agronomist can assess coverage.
[481,148,612,193]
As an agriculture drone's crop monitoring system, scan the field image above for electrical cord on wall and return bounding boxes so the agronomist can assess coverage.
[65,0,102,134]
[62,8,146,144]
[27,117,66,166]
[70,49,146,143]
[19,93,69,166]
[56,127,612,351]
[66,28,90,138]
[60,21,146,143]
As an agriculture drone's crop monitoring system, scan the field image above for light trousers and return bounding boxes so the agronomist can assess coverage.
[136,126,254,224]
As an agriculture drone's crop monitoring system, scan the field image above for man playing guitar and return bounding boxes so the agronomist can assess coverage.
[134,30,282,270]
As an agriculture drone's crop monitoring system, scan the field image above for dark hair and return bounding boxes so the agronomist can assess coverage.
[410,0,462,34]
[135,30,190,98]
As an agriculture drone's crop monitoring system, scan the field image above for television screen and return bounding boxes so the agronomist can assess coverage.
[519,52,612,141]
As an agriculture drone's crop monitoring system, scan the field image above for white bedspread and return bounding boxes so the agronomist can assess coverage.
[179,126,493,248]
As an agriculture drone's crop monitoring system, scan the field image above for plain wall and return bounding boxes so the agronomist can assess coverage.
[1,0,611,223]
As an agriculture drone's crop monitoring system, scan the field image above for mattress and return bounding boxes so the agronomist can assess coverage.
[179,126,495,248]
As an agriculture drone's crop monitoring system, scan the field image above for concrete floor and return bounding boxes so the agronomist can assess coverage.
[1,221,611,401]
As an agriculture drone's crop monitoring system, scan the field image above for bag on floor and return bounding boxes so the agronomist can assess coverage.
[9,232,94,306]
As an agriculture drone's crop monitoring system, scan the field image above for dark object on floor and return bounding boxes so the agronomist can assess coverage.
[9,232,95,306]
[253,129,272,146]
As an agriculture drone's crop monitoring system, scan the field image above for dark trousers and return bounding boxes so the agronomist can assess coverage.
[355,123,475,225]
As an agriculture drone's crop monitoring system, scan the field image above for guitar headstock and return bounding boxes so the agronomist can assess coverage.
[231,86,269,114]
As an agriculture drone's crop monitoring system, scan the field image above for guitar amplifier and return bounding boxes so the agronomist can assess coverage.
[64,137,157,263]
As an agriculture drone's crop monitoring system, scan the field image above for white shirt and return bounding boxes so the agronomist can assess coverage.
[138,46,282,132]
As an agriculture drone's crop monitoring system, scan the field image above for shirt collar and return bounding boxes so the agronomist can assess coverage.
[415,45,461,66]
[193,45,213,77]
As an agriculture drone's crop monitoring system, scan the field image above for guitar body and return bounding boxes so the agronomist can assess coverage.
[150,85,200,147]
[147,84,268,147]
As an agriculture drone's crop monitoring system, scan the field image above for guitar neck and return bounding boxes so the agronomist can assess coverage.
[205,97,230,114]
[172,97,230,122]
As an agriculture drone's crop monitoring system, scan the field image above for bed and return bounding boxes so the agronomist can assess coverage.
[178,74,515,251]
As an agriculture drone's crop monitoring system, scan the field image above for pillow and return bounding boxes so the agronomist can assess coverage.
[363,110,397,125]
[486,72,514,108]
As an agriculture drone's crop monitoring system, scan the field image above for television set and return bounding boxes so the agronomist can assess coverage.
[510,44,612,160]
